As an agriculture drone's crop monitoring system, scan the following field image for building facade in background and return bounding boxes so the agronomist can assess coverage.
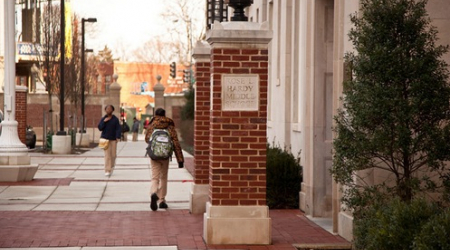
[246,0,450,240]
[0,1,189,144]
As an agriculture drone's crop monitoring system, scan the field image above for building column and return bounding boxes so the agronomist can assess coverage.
[0,0,37,181]
[190,41,211,214]
[203,21,272,245]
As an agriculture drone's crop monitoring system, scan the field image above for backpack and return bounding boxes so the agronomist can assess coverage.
[147,129,173,160]
[123,122,130,133]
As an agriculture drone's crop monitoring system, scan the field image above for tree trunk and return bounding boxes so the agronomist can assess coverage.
[48,92,53,133]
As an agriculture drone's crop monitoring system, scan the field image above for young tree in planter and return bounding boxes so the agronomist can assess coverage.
[41,2,61,134]
[332,0,450,211]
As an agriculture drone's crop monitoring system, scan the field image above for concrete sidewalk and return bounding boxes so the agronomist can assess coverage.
[0,134,348,250]
[0,135,193,212]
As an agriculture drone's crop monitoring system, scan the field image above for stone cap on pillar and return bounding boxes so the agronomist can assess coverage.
[193,41,211,62]
[153,75,165,92]
[15,85,28,93]
[206,21,273,47]
[109,74,122,91]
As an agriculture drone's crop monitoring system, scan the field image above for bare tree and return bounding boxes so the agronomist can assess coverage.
[132,36,177,63]
[112,39,131,62]
[41,1,61,133]
[133,0,205,65]
[66,14,82,130]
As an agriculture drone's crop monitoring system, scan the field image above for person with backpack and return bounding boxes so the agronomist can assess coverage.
[145,108,184,211]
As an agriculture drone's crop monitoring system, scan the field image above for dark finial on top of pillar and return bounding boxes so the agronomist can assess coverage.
[225,0,253,22]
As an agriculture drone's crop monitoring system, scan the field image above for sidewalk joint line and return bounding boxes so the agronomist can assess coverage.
[31,185,59,211]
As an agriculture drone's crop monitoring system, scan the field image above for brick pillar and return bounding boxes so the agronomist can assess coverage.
[203,21,272,245]
[15,86,27,144]
[190,41,211,214]
[108,74,122,114]
[153,75,165,110]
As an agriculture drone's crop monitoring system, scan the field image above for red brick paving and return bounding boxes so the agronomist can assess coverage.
[0,209,347,250]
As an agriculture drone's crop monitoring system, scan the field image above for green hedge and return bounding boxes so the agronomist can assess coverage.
[413,207,450,250]
[179,119,194,155]
[266,144,302,209]
[353,198,450,250]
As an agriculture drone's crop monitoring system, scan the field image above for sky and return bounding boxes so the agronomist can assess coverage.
[70,0,205,61]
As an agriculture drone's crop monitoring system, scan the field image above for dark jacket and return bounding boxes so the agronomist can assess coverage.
[132,120,140,133]
[98,115,121,140]
[145,116,184,163]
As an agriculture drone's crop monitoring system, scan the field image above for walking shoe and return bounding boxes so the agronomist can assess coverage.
[150,193,158,211]
[159,202,168,209]
[105,172,111,177]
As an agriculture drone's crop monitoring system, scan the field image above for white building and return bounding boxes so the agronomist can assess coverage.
[246,0,450,240]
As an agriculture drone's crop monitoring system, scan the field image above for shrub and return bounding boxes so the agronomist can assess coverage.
[179,119,194,155]
[354,198,439,250]
[413,208,450,250]
[266,144,302,209]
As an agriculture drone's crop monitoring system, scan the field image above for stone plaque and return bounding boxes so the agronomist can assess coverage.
[222,74,259,111]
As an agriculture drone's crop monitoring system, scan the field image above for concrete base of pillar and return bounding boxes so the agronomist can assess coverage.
[52,135,72,154]
[0,164,39,182]
[76,133,90,147]
[0,155,31,165]
[300,182,309,213]
[338,211,353,242]
[203,202,271,245]
[0,155,37,182]
[189,183,209,214]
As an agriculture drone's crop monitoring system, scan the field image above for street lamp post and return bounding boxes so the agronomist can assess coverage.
[0,0,28,153]
[58,0,65,135]
[81,17,97,134]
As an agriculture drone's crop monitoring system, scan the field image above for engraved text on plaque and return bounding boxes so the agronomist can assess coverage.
[222,74,259,111]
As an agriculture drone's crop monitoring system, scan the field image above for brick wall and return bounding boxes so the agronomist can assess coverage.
[194,61,211,185]
[209,48,269,206]
[16,90,27,144]
[27,104,102,130]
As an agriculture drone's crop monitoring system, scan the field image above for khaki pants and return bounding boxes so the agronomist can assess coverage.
[150,159,169,203]
[132,132,138,141]
[104,140,117,172]
[122,132,128,141]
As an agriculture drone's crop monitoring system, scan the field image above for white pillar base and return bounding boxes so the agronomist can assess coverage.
[203,202,272,245]
[0,164,39,182]
[0,155,37,182]
[0,121,28,156]
[76,133,90,147]
[189,183,209,214]
[52,135,72,154]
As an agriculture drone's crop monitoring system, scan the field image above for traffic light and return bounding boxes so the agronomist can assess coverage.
[170,62,176,78]
[183,69,190,83]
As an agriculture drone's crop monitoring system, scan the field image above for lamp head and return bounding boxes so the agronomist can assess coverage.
[82,17,97,23]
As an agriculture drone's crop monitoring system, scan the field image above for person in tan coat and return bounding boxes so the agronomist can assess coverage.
[145,108,184,211]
